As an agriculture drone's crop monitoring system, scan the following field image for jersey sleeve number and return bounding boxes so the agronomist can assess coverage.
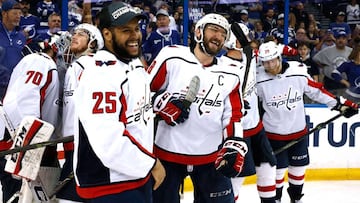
[25,71,43,85]
[92,92,117,114]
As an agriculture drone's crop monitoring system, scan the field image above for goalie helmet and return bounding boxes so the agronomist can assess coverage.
[224,23,250,50]
[22,31,72,58]
[194,13,230,43]
[258,41,281,62]
[72,23,104,53]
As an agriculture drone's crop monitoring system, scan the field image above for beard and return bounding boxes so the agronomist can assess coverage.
[201,36,223,56]
[112,34,141,59]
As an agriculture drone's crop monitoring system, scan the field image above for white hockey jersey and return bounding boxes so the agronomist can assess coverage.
[0,52,60,143]
[62,55,94,152]
[220,51,263,137]
[148,45,244,165]
[73,50,156,198]
[256,61,338,140]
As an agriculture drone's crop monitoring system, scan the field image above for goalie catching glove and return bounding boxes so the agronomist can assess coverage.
[152,90,189,126]
[332,96,358,118]
[215,137,248,178]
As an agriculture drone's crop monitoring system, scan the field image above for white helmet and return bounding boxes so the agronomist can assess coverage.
[194,13,230,43]
[258,41,281,62]
[73,23,104,51]
[224,23,250,50]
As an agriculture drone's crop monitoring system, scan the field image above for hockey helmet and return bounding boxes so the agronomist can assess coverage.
[224,22,251,50]
[194,13,230,43]
[258,41,281,62]
[73,23,104,52]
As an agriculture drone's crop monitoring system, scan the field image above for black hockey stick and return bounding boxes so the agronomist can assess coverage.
[274,113,343,155]
[0,136,74,157]
[48,171,74,199]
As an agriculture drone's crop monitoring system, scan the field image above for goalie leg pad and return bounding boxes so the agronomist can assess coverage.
[29,166,61,202]
[5,116,54,180]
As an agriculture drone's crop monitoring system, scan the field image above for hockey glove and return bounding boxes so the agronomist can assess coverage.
[279,44,298,56]
[332,96,359,118]
[215,137,248,178]
[152,90,190,126]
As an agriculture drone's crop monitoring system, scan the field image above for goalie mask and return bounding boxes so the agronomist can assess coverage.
[22,31,72,62]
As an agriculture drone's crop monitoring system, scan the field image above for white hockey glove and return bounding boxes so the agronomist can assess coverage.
[331,96,358,118]
[215,137,248,178]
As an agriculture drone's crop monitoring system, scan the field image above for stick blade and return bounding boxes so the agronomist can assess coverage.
[183,76,200,108]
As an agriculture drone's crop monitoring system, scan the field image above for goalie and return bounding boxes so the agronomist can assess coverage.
[0,32,71,202]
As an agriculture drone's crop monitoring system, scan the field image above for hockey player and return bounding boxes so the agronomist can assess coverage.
[220,23,277,203]
[148,13,248,203]
[73,2,165,202]
[0,34,66,203]
[256,41,358,203]
[58,23,104,202]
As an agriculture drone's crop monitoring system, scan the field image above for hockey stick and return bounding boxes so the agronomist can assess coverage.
[183,75,200,108]
[48,77,201,199]
[0,136,74,157]
[274,113,343,155]
[0,101,16,138]
[48,171,74,199]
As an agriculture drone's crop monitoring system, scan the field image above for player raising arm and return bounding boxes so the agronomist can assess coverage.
[256,41,358,203]
[0,34,67,202]
[220,23,277,203]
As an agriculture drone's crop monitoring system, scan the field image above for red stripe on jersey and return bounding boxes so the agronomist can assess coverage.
[0,140,13,151]
[14,119,43,174]
[150,63,167,91]
[266,127,307,141]
[244,121,263,137]
[288,173,305,181]
[225,83,243,138]
[119,90,127,123]
[257,184,276,192]
[123,130,155,158]
[76,174,151,199]
[154,145,218,165]
[39,70,53,115]
[308,79,334,98]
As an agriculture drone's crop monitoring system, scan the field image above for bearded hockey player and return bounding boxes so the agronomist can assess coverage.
[148,13,248,203]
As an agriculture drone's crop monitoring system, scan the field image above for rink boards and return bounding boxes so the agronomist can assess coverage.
[183,104,360,191]
[57,104,360,192]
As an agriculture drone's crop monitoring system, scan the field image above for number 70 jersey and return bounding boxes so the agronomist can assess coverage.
[1,52,60,140]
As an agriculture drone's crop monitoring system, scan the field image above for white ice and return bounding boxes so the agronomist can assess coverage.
[181,180,360,203]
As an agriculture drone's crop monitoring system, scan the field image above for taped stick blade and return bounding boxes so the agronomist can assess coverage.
[183,76,200,108]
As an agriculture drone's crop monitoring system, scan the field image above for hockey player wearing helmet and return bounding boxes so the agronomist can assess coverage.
[256,41,358,203]
[57,23,104,202]
[221,23,277,203]
[148,13,247,203]
[72,2,165,202]
[0,29,68,203]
